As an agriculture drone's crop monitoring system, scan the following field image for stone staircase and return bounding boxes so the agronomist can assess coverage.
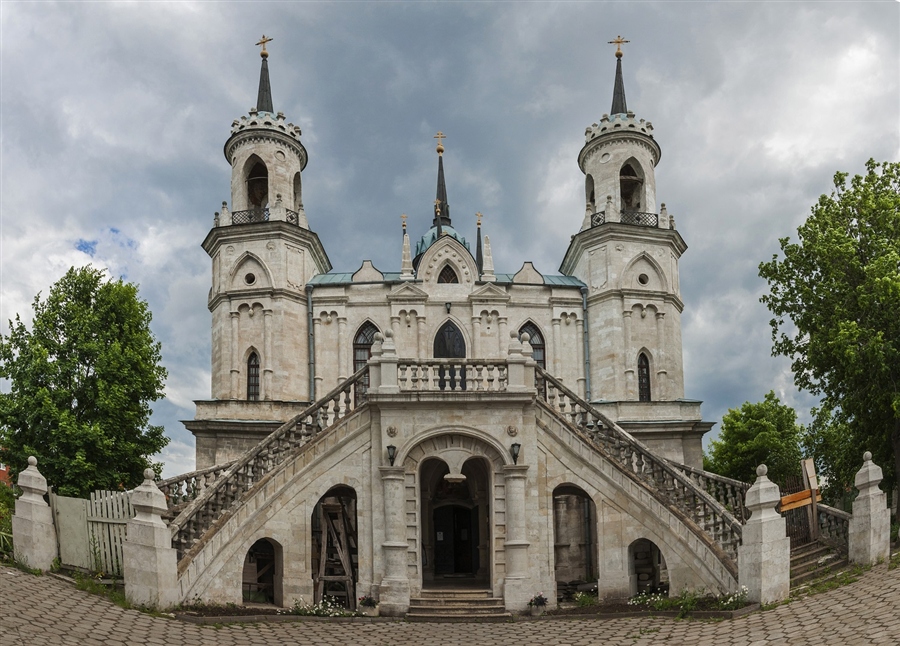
[790,541,849,588]
[406,589,511,622]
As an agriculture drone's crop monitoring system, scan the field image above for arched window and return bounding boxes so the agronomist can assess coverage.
[247,352,260,401]
[438,265,459,284]
[638,353,651,402]
[434,321,466,391]
[519,322,545,369]
[620,162,643,212]
[247,161,269,208]
[354,322,379,372]
[585,174,596,215]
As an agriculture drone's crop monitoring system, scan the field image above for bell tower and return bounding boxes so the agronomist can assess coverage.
[189,37,331,468]
[561,39,688,407]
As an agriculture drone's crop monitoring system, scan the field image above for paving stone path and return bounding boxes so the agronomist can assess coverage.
[2,563,898,646]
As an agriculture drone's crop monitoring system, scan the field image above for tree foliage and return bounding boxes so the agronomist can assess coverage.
[759,160,900,495]
[0,267,168,497]
[705,391,803,485]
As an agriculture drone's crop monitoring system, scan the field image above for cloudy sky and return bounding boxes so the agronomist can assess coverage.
[2,2,897,477]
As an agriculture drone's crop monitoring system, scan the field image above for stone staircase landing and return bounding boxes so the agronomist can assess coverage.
[406,589,511,622]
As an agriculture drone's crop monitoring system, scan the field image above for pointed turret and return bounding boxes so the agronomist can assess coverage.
[256,35,274,113]
[475,212,484,276]
[433,132,450,228]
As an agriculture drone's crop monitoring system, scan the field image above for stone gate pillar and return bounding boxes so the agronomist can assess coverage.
[11,457,57,571]
[848,451,890,565]
[123,469,178,609]
[738,464,789,605]
[501,464,531,610]
[378,465,410,615]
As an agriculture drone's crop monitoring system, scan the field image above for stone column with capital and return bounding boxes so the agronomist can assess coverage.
[506,331,527,393]
[502,464,531,610]
[11,457,57,571]
[738,465,790,605]
[123,469,178,609]
[379,466,410,615]
[229,310,240,397]
[848,451,890,565]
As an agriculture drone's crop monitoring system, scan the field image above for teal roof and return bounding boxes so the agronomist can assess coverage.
[308,271,584,288]
[414,225,470,258]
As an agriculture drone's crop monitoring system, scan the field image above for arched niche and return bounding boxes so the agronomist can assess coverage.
[242,537,283,605]
[311,485,358,609]
[628,538,669,596]
[619,158,645,212]
[552,484,598,598]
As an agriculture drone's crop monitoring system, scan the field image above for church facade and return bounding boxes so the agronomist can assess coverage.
[174,41,738,615]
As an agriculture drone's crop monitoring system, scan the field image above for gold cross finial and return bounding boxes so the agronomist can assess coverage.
[401,213,408,230]
[608,35,629,58]
[434,199,442,216]
[476,212,483,227]
[434,131,446,156]
[256,35,273,59]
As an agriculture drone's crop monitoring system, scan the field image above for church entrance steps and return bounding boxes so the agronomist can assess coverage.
[407,590,510,621]
[789,541,848,588]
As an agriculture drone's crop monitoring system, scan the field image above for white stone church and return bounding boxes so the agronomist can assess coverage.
[166,40,748,617]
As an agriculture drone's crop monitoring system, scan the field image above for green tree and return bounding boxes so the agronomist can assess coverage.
[705,391,804,485]
[0,267,168,497]
[759,160,900,495]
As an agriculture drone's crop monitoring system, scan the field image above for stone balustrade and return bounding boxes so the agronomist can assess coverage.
[817,503,851,550]
[397,360,508,392]
[157,461,236,515]
[669,462,751,524]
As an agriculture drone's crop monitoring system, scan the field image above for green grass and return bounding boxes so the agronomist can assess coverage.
[889,551,900,571]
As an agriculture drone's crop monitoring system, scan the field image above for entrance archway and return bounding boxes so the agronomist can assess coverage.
[242,537,282,605]
[419,457,490,587]
[311,485,358,608]
[552,484,598,600]
[629,538,669,596]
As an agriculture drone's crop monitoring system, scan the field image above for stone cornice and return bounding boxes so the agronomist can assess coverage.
[578,130,661,172]
[559,223,687,276]
[224,127,308,170]
[202,220,332,275]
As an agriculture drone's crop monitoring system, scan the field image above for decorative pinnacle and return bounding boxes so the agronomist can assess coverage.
[434,131,446,156]
[256,35,273,58]
[608,35,629,58]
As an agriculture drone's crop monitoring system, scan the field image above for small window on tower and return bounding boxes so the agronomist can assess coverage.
[438,265,459,283]
[247,352,260,401]
[638,353,651,402]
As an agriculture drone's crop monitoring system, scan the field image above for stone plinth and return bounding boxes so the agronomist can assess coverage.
[124,469,178,609]
[849,452,890,565]
[738,465,789,605]
[11,457,57,571]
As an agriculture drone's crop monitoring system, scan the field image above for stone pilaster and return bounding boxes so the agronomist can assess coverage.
[738,464,789,605]
[123,469,178,609]
[506,331,527,393]
[11,457,57,571]
[848,451,890,565]
[378,466,410,615]
[502,464,531,610]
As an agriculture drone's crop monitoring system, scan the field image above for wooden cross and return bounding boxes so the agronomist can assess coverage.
[256,35,273,58]
[434,131,446,155]
[608,35,629,58]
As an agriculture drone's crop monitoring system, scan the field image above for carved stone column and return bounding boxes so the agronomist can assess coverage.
[655,311,667,400]
[416,316,427,359]
[11,457,57,571]
[622,309,633,399]
[229,310,240,398]
[471,315,481,359]
[263,309,274,399]
[379,466,410,615]
[337,316,348,381]
[502,464,531,610]
[313,316,324,394]
[124,469,178,609]
[551,317,562,376]
[390,316,401,358]
[575,317,586,398]
[497,317,508,356]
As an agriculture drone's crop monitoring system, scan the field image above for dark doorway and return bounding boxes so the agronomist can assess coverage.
[433,505,479,575]
[433,321,466,390]
[311,486,358,609]
[242,538,277,604]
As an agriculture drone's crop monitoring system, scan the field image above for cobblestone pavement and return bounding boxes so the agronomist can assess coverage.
[2,563,898,646]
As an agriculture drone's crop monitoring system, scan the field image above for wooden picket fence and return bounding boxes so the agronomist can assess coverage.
[50,490,134,577]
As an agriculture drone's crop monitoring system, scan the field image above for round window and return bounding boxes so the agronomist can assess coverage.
[638,274,649,285]
[245,273,256,285]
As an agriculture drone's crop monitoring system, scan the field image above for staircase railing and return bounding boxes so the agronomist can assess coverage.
[397,359,508,392]
[157,461,237,513]
[667,462,751,524]
[169,367,369,560]
[535,367,743,570]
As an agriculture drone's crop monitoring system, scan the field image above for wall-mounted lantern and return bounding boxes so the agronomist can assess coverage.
[387,445,397,466]
[510,443,521,465]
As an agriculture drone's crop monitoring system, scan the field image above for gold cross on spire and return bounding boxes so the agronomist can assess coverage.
[401,213,408,231]
[256,35,273,59]
[608,35,629,58]
[434,199,442,216]
[434,131,446,156]
[476,212,483,227]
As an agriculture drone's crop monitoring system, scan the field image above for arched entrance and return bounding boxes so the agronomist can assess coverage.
[311,485,358,609]
[629,538,669,596]
[552,484,598,600]
[242,537,282,605]
[419,457,490,587]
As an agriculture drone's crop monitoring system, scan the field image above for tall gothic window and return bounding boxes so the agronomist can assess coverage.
[519,322,545,369]
[620,162,643,212]
[354,322,379,404]
[638,353,651,402]
[438,265,459,283]
[247,352,260,401]
[434,321,466,391]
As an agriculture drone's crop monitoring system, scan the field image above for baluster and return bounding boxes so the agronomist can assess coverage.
[486,364,495,391]
[409,365,418,391]
[634,451,644,476]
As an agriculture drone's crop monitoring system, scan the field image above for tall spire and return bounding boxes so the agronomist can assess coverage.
[256,35,274,114]
[608,35,629,115]
[475,212,483,276]
[433,132,450,228]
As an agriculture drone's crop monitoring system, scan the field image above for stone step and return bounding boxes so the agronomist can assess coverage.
[410,597,504,607]
[790,557,850,589]
[790,550,842,577]
[405,612,513,623]
[791,541,830,560]
[418,589,492,599]
[408,604,506,616]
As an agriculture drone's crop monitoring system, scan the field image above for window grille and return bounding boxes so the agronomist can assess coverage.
[438,265,459,283]
[638,353,651,402]
[247,352,260,401]
[519,322,545,368]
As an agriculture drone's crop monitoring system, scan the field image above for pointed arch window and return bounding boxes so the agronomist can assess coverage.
[620,162,643,212]
[434,321,466,391]
[247,352,260,401]
[354,322,379,404]
[438,265,459,284]
[638,353,651,402]
[519,322,545,369]
[247,161,269,208]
